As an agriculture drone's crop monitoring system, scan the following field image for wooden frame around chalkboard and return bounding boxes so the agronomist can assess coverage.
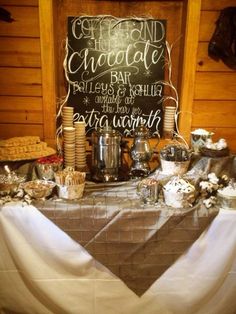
[38,0,201,148]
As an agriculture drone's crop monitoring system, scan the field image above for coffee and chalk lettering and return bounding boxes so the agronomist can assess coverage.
[66,16,166,136]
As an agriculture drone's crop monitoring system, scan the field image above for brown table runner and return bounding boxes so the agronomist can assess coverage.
[113,205,218,295]
[36,155,236,295]
[37,181,218,296]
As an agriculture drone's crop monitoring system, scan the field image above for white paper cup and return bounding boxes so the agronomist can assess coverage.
[160,158,190,175]
[63,122,73,128]
[57,183,85,200]
[163,189,195,208]
[191,130,214,153]
[63,126,75,132]
[62,106,74,112]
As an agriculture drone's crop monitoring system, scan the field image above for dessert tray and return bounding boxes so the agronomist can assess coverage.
[0,136,56,162]
[0,150,56,162]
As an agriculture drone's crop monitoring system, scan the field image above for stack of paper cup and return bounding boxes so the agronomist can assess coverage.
[62,106,74,128]
[74,121,87,171]
[163,106,176,135]
[63,127,75,168]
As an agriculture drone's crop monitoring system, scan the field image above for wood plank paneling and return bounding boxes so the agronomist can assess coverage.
[0,111,43,123]
[0,68,42,96]
[196,42,234,72]
[0,38,41,67]
[194,72,236,100]
[0,95,43,124]
[178,0,201,141]
[199,11,218,42]
[0,124,44,139]
[39,0,57,144]
[0,0,42,141]
[0,0,38,5]
[193,0,236,153]
[0,96,42,111]
[0,6,39,37]
[192,100,236,128]
[201,0,236,11]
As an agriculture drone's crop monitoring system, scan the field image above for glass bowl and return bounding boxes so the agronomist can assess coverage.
[21,180,56,199]
[0,173,25,196]
[136,178,160,204]
[36,155,63,180]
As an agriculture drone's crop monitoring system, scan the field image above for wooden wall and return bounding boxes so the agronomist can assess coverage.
[0,0,44,139]
[0,0,236,153]
[193,0,236,152]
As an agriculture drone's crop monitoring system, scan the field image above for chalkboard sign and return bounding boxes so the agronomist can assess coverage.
[66,16,166,136]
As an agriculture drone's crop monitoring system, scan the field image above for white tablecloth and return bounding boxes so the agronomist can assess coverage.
[0,202,236,314]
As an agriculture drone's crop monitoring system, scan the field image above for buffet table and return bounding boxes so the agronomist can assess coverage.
[0,156,236,313]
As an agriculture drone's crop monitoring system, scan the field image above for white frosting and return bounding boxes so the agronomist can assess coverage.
[163,177,195,208]
[164,177,195,194]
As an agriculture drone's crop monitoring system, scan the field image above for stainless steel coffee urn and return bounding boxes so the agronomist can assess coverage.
[91,127,121,182]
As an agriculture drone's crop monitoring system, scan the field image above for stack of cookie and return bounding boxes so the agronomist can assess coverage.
[74,121,87,171]
[63,127,76,168]
[62,106,74,128]
[0,136,56,161]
